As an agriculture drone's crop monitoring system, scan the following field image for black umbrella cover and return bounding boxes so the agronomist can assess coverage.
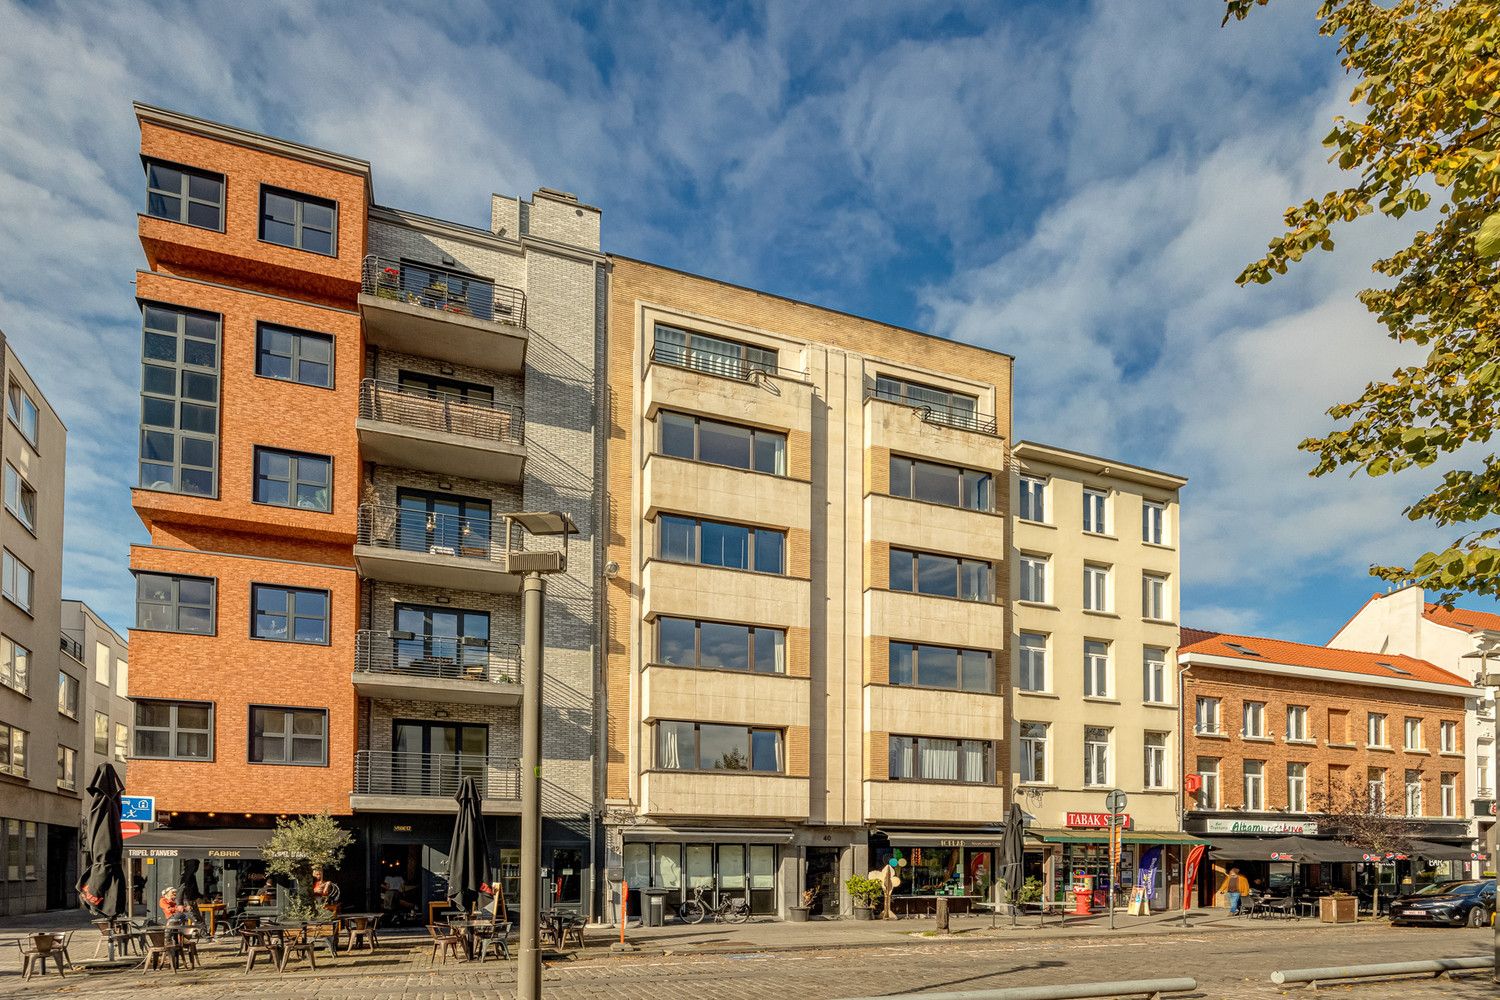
[77,763,128,919]
[447,776,493,913]
[177,858,202,903]
[1002,802,1026,897]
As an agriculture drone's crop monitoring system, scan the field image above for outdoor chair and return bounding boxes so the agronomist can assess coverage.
[427,923,463,964]
[304,922,340,959]
[139,928,181,973]
[278,927,318,972]
[233,915,261,955]
[558,912,586,949]
[90,919,115,958]
[242,927,282,973]
[17,934,67,980]
[344,913,380,952]
[1260,897,1295,920]
[175,928,200,969]
[474,920,512,963]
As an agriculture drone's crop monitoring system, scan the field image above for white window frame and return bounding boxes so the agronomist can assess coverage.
[1287,762,1307,812]
[1286,705,1309,742]
[1439,720,1457,753]
[1018,632,1048,692]
[1083,639,1110,698]
[1367,712,1387,748]
[1195,696,1221,736]
[1142,647,1168,704]
[1404,770,1423,816]
[1019,722,1048,784]
[1083,726,1111,787]
[1141,572,1168,621]
[1083,562,1110,612]
[1018,475,1047,523]
[1403,717,1423,751]
[1082,488,1109,534]
[1368,768,1386,809]
[1142,499,1167,545]
[1243,760,1265,811]
[1197,757,1220,809]
[1242,701,1265,739]
[1439,773,1458,817]
[1,550,32,612]
[1143,732,1167,789]
[3,463,35,532]
[1019,554,1048,604]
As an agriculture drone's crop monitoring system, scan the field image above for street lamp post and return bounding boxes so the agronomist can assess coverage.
[1461,638,1499,984]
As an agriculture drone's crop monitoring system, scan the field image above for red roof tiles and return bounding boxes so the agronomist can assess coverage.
[1422,602,1500,634]
[1179,628,1471,689]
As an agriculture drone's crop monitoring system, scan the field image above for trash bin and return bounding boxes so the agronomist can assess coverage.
[643,888,669,927]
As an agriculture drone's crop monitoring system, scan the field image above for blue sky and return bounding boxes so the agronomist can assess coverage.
[3,0,1495,639]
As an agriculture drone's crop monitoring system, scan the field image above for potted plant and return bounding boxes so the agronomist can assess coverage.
[375,266,402,300]
[789,887,817,922]
[1018,876,1043,911]
[1319,890,1358,924]
[846,874,883,920]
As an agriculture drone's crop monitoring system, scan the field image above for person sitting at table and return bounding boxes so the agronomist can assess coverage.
[160,887,186,926]
[312,867,342,915]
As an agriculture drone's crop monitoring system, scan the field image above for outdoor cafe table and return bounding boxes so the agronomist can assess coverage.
[198,901,225,938]
[337,912,381,950]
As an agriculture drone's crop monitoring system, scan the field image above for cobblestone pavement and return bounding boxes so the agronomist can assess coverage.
[0,923,1491,999]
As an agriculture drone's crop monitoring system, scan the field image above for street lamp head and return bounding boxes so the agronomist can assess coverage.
[508,510,576,536]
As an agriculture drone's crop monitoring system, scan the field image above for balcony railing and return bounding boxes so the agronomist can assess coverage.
[357,503,512,563]
[355,629,521,685]
[354,750,520,800]
[362,255,526,330]
[866,385,999,436]
[60,633,83,662]
[649,343,780,381]
[359,379,524,446]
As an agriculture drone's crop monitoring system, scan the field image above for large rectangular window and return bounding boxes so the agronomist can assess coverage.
[1440,773,1458,817]
[889,548,992,601]
[888,642,993,693]
[653,323,777,379]
[1019,554,1048,603]
[56,745,76,791]
[93,712,108,756]
[1083,727,1111,787]
[655,616,785,674]
[1368,767,1386,808]
[134,700,212,761]
[1018,632,1048,692]
[56,670,77,718]
[1367,712,1388,748]
[1286,705,1309,742]
[0,723,27,777]
[1243,701,1266,739]
[1142,573,1168,620]
[260,186,337,255]
[1287,762,1307,812]
[3,464,35,532]
[1142,647,1168,704]
[659,410,786,475]
[254,447,331,512]
[1142,500,1167,544]
[1144,732,1168,789]
[0,637,28,695]
[656,721,783,773]
[144,159,224,230]
[1083,488,1109,534]
[1018,475,1046,522]
[1083,562,1110,612]
[139,304,219,495]
[889,455,991,511]
[1195,696,1221,735]
[135,572,215,635]
[256,323,333,388]
[7,380,38,447]
[249,706,327,765]
[872,375,982,431]
[1019,722,1048,783]
[1403,717,1423,751]
[2,550,32,612]
[1440,720,1458,753]
[1404,770,1423,816]
[1197,757,1220,808]
[251,585,330,644]
[1243,760,1265,810]
[888,735,992,784]
[1083,640,1110,698]
[658,515,785,574]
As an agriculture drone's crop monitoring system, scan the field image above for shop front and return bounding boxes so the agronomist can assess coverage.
[124,828,285,925]
[621,827,789,919]
[1032,815,1205,911]
[868,829,1003,915]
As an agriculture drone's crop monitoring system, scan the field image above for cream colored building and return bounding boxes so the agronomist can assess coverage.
[1009,442,1194,907]
[603,258,1014,918]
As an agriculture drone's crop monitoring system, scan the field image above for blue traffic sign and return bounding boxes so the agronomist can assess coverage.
[120,796,155,823]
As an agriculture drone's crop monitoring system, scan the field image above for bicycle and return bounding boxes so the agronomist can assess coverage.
[677,882,750,924]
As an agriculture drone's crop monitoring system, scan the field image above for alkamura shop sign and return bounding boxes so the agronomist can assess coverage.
[1203,819,1318,835]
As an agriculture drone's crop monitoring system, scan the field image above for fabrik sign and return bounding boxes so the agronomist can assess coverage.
[1204,818,1318,835]
[1066,812,1133,830]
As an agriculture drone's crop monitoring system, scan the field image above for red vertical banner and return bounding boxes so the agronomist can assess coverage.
[1181,844,1206,910]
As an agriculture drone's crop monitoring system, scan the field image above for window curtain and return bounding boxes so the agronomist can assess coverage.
[661,725,681,769]
[691,333,737,378]
[959,740,985,782]
[654,325,687,365]
[890,738,913,780]
[773,634,786,674]
[921,738,959,781]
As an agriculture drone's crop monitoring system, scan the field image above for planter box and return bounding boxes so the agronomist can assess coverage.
[852,906,874,921]
[1319,896,1357,923]
[787,906,810,923]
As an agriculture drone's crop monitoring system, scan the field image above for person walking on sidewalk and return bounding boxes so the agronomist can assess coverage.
[1221,868,1249,916]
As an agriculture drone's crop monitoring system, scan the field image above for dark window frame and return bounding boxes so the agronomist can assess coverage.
[255,322,334,389]
[658,410,788,476]
[887,641,994,694]
[133,699,214,762]
[248,705,329,767]
[138,302,220,497]
[258,185,338,256]
[657,514,787,575]
[887,735,994,784]
[56,669,77,718]
[654,720,784,774]
[888,454,992,512]
[253,446,333,513]
[654,616,787,674]
[652,323,778,379]
[134,571,216,636]
[142,157,225,232]
[250,584,331,645]
[0,723,27,778]
[888,547,993,602]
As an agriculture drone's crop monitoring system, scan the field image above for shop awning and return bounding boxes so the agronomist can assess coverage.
[1407,839,1479,861]
[124,827,276,860]
[1033,830,1209,846]
[1206,835,1365,863]
[621,827,795,844]
[874,828,1008,848]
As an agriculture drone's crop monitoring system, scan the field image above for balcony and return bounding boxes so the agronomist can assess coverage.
[351,750,521,813]
[864,391,1007,474]
[643,453,811,532]
[60,633,83,663]
[354,503,521,594]
[352,630,521,706]
[644,346,813,437]
[357,380,526,482]
[865,384,997,435]
[359,255,527,372]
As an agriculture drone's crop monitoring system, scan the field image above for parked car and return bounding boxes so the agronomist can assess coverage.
[1389,879,1495,928]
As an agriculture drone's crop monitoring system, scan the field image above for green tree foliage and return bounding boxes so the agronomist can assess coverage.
[1226,0,1500,598]
[264,812,353,922]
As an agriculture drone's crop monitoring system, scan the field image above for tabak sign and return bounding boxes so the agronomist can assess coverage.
[1066,812,1133,830]
[1203,818,1318,835]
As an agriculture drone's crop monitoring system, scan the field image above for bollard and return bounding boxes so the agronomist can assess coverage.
[935,897,950,934]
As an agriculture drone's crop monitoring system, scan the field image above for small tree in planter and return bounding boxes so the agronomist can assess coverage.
[845,875,883,919]
[789,886,818,922]
[264,812,354,923]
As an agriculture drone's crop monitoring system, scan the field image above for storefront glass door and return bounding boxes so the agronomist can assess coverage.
[685,844,715,902]
[748,845,777,914]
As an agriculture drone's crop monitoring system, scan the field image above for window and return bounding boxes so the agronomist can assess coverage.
[1196,696,1221,735]
[1243,760,1265,810]
[143,159,223,230]
[1286,705,1309,742]
[1144,732,1168,789]
[1083,639,1110,698]
[135,572,215,635]
[1403,717,1423,751]
[656,721,783,772]
[3,464,35,531]
[1019,632,1048,692]
[889,455,991,511]
[1404,769,1423,816]
[114,723,128,763]
[652,323,777,379]
[249,706,328,765]
[1019,722,1048,783]
[1018,475,1046,522]
[0,723,27,777]
[134,700,212,760]
[6,380,38,447]
[1083,562,1110,612]
[1440,720,1458,753]
[1142,500,1167,544]
[56,745,76,791]
[1141,573,1168,621]
[1019,554,1048,603]
[889,735,992,783]
[1197,757,1220,808]
[888,642,993,693]
[872,375,982,432]
[889,548,992,601]
[139,304,219,495]
[254,447,331,512]
[656,617,785,674]
[1142,647,1168,704]
[2,550,32,612]
[1480,756,1491,795]
[1367,712,1387,747]
[658,515,785,574]
[56,671,77,718]
[660,411,786,475]
[1367,767,1386,809]
[93,642,108,687]
[260,186,337,254]
[251,585,330,644]
[0,637,27,695]
[1083,727,1111,787]
[116,660,128,698]
[1243,701,1265,739]
[1287,762,1307,811]
[94,712,108,756]
[1440,773,1458,817]
[1083,488,1109,533]
[256,323,333,388]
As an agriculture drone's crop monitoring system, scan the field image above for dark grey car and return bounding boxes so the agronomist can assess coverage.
[1389,879,1496,927]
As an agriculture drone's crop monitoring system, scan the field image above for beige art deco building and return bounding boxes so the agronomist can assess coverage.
[1008,442,1196,908]
[602,257,1014,918]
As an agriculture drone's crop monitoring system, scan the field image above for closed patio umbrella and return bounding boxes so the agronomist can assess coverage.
[1001,802,1026,926]
[447,776,492,915]
[77,763,128,932]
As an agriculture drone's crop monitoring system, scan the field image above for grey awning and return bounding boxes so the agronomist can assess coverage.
[875,828,1007,848]
[1407,839,1479,861]
[622,827,795,844]
[124,827,275,860]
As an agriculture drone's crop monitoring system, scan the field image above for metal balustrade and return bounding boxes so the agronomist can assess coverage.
[359,379,524,446]
[354,750,521,800]
[866,385,999,435]
[354,629,521,686]
[60,633,83,662]
[356,503,512,563]
[362,255,526,330]
[648,343,781,381]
